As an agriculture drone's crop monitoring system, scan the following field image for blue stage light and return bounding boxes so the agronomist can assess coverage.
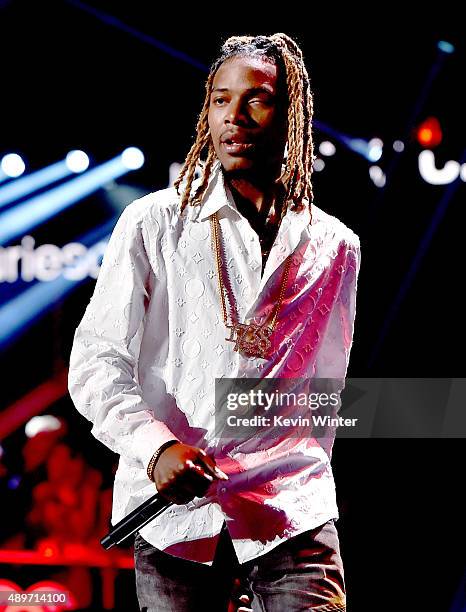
[7,475,21,490]
[0,218,117,350]
[0,153,26,183]
[0,151,88,210]
[437,40,454,54]
[0,149,144,245]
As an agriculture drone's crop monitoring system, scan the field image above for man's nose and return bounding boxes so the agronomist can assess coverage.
[225,100,247,125]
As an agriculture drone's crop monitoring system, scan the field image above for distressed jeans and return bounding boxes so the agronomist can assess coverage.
[134,519,346,611]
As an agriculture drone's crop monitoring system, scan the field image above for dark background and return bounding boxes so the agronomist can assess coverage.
[0,2,465,610]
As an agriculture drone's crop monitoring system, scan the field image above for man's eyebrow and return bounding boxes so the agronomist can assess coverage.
[211,86,275,95]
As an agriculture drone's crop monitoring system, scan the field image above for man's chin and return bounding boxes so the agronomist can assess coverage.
[220,157,255,173]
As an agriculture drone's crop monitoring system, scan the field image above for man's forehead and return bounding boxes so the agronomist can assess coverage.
[213,56,278,87]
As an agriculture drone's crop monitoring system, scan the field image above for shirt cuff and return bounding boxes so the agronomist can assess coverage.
[131,420,181,471]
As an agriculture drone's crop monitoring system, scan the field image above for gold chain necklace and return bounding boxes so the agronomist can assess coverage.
[209,211,291,359]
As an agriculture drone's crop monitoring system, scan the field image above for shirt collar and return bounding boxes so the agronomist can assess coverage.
[193,160,311,232]
[258,199,311,292]
[194,161,241,222]
[182,159,312,293]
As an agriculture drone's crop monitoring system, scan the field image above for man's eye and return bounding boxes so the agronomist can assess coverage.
[250,98,270,106]
[213,98,226,105]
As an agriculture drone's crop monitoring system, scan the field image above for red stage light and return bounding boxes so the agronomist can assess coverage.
[37,540,59,559]
[416,117,442,147]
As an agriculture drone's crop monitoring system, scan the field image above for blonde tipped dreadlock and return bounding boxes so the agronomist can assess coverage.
[174,33,315,224]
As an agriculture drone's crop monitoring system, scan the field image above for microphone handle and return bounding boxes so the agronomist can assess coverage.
[100,493,173,550]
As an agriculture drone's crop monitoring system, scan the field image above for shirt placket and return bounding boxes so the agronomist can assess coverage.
[220,215,263,323]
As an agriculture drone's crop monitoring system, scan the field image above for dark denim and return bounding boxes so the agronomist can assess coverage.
[134,519,346,611]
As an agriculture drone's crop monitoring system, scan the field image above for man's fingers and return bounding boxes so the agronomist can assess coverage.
[158,487,192,505]
[158,459,214,501]
[159,478,195,505]
[197,450,229,480]
[155,448,227,504]
[184,460,214,497]
[186,460,214,481]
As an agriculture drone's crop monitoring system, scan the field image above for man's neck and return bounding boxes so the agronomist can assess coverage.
[223,168,285,234]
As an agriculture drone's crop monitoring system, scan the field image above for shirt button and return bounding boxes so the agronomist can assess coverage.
[220,487,227,494]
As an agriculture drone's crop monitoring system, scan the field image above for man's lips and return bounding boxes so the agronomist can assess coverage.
[220,140,256,155]
[220,130,257,155]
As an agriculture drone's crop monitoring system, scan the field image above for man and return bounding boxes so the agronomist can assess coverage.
[68,33,360,611]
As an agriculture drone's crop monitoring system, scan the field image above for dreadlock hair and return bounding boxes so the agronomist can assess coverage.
[174,33,315,224]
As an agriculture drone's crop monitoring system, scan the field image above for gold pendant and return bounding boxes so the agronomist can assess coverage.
[226,322,273,359]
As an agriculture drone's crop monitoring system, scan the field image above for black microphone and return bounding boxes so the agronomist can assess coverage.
[100,493,172,550]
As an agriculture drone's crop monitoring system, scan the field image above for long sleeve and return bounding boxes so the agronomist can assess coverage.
[67,201,179,470]
[305,236,361,458]
[314,236,361,379]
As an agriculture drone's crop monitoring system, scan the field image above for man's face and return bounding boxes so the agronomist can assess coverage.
[208,56,287,175]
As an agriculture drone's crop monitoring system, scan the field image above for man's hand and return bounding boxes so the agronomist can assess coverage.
[152,442,228,505]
